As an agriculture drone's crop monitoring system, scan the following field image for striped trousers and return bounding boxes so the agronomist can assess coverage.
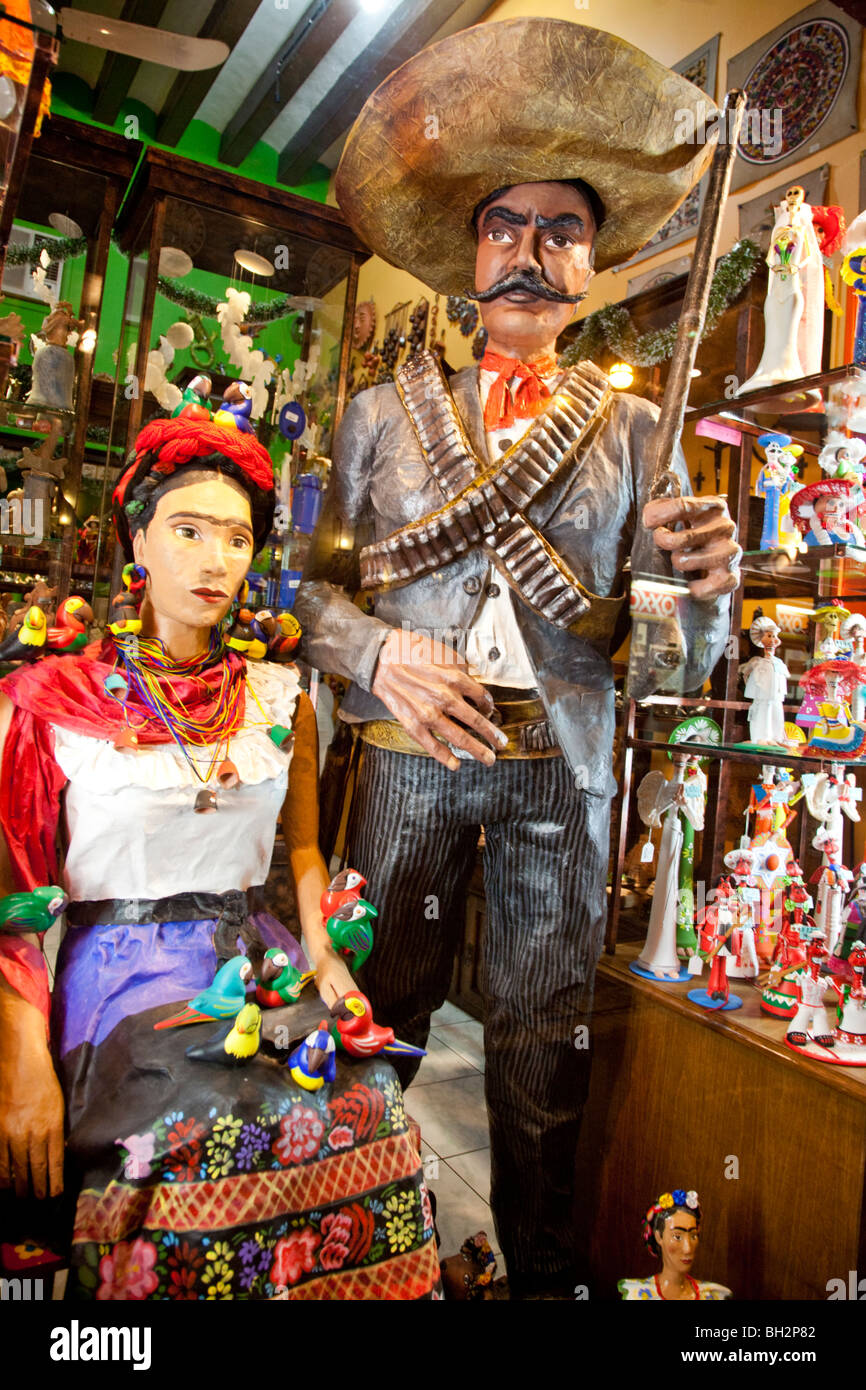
[348,744,610,1286]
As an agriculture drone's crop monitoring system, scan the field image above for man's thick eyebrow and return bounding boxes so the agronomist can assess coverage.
[480,205,527,228]
[480,206,587,231]
[167,510,253,531]
[535,211,587,230]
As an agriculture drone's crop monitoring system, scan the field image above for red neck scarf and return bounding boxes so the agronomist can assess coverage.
[480,349,559,431]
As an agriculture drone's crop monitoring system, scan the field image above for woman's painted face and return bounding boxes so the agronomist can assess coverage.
[132,476,254,631]
[656,1209,699,1277]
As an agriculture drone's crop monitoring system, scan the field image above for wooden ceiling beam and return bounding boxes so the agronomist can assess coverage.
[276,0,491,187]
[218,0,356,169]
[155,0,260,148]
[91,0,172,127]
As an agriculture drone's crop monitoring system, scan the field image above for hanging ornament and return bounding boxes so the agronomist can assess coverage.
[408,298,429,354]
[195,789,219,814]
[472,326,488,360]
[217,758,240,789]
[446,294,478,337]
[269,724,294,752]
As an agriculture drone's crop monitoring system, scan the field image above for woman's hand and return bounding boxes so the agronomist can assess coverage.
[0,1038,64,1198]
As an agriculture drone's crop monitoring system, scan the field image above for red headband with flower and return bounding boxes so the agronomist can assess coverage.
[113,417,276,560]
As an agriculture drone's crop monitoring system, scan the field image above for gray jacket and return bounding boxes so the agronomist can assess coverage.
[296,364,731,796]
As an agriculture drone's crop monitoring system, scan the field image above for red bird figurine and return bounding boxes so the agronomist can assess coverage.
[329,990,425,1058]
[47,597,94,653]
[320,868,367,920]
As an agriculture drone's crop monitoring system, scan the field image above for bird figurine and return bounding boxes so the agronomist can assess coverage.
[326,898,377,973]
[0,885,67,933]
[172,373,212,422]
[46,597,94,654]
[185,1001,262,1066]
[225,607,264,657]
[0,605,47,661]
[288,1019,337,1090]
[330,991,425,1059]
[320,868,367,920]
[214,381,254,433]
[256,609,301,661]
[255,947,315,1007]
[154,955,253,1030]
[108,563,146,637]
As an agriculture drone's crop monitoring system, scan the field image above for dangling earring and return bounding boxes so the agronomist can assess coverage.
[109,563,147,639]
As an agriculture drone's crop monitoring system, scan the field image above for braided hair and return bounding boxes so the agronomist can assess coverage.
[113,417,275,562]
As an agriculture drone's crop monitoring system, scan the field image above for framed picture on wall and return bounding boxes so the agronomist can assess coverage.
[727,0,860,193]
[612,35,719,271]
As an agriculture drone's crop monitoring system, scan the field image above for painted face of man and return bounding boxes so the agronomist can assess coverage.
[473,182,596,353]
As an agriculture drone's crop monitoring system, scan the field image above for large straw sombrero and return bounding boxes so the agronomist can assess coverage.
[335,19,720,294]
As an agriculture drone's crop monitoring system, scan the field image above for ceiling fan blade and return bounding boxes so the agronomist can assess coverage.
[58,10,229,71]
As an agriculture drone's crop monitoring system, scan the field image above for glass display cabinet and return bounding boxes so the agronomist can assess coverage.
[111,147,370,606]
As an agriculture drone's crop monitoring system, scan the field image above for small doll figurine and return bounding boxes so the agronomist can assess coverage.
[687,878,743,1011]
[840,614,866,719]
[809,827,853,959]
[829,939,866,1056]
[819,437,866,485]
[25,301,85,412]
[739,616,791,746]
[754,433,800,550]
[618,1189,731,1300]
[802,661,866,759]
[786,931,835,1051]
[789,479,866,547]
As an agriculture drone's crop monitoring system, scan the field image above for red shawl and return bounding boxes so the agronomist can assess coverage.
[0,639,247,1022]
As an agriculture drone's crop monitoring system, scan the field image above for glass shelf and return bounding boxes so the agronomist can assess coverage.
[740,544,866,599]
[627,734,866,770]
[687,364,866,437]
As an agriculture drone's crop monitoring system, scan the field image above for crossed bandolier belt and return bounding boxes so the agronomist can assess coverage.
[359,349,617,634]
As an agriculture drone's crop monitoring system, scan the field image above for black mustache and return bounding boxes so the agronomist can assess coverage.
[467,270,588,305]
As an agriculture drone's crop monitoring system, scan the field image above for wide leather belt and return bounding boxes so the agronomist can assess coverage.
[360,691,561,760]
[66,887,266,928]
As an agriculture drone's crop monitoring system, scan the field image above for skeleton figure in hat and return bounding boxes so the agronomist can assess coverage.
[297,19,738,1295]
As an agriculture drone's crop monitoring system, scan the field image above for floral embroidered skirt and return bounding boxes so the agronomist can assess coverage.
[52,914,440,1300]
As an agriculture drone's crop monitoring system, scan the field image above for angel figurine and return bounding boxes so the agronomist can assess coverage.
[740,616,790,746]
[631,750,706,981]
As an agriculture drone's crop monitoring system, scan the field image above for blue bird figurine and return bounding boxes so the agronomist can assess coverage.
[287,1020,337,1091]
[154,956,253,1030]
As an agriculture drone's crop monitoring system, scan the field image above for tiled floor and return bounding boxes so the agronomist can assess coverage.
[406,1003,504,1270]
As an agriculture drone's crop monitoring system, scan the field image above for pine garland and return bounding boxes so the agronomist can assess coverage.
[4,234,88,266]
[560,238,762,369]
[156,275,299,323]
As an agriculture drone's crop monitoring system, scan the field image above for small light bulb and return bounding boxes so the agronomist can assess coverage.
[608,362,634,389]
[79,328,97,354]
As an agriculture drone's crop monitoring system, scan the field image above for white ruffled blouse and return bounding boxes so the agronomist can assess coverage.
[51,661,301,904]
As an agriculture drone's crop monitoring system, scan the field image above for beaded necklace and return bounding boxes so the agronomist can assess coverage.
[110,629,260,786]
